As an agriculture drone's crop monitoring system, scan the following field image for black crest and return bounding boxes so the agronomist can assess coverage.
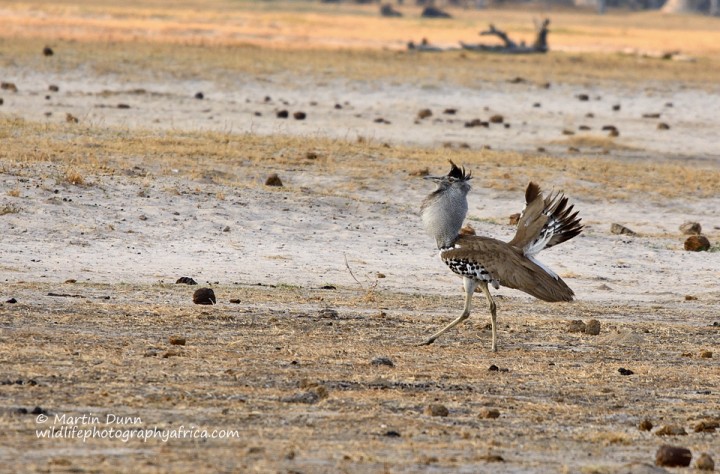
[448,160,471,181]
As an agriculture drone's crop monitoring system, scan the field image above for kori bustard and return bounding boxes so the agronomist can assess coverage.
[420,161,583,352]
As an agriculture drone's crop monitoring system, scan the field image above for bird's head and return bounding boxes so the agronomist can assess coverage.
[425,160,472,193]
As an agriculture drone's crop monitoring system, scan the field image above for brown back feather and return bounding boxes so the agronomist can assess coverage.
[444,235,575,302]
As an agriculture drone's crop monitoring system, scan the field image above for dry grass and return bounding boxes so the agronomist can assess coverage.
[2,2,720,88]
[1,282,718,472]
[2,117,719,201]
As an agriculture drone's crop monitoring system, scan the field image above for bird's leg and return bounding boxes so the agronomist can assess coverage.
[419,278,477,346]
[477,281,498,352]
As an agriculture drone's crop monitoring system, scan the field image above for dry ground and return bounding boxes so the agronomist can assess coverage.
[1,1,719,473]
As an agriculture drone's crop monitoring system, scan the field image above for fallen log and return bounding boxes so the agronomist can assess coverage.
[461,19,550,54]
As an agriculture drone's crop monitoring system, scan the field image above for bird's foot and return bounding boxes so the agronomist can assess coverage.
[416,338,436,347]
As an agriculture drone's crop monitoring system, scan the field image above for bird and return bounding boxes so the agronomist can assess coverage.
[419,161,583,352]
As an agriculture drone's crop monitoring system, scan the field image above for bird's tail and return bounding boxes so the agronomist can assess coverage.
[509,182,583,257]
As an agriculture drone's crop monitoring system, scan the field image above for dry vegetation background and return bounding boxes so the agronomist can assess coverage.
[1,1,719,473]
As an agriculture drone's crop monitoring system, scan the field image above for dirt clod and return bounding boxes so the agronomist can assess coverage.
[192,288,216,305]
[276,110,289,118]
[699,350,712,358]
[43,46,54,56]
[424,404,449,417]
[169,336,186,346]
[655,445,692,467]
[679,221,701,235]
[293,111,306,120]
[618,368,634,376]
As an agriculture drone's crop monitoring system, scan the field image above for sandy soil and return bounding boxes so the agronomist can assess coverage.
[1,4,719,473]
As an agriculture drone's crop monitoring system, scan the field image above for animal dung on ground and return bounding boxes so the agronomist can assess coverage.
[65,113,79,123]
[618,367,634,376]
[566,320,586,333]
[585,319,601,335]
[639,419,653,431]
[642,113,661,119]
[694,419,719,432]
[192,288,216,305]
[489,114,504,124]
[478,408,500,419]
[657,122,670,130]
[48,84,59,92]
[684,235,710,251]
[655,445,692,467]
[576,93,589,101]
[612,104,621,111]
[424,404,449,417]
[265,173,283,187]
[176,276,197,285]
[169,335,186,346]
[318,308,339,319]
[1,82,18,92]
[43,46,54,56]
[443,108,457,115]
[276,110,289,118]
[194,92,204,100]
[417,108,432,119]
[679,221,701,235]
[293,111,306,120]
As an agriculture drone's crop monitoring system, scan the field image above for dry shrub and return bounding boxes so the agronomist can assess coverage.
[65,169,85,185]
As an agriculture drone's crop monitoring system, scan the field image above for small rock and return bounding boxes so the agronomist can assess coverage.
[479,408,500,419]
[700,350,713,359]
[424,404,449,417]
[1,82,18,92]
[194,92,204,99]
[443,108,457,115]
[655,445,692,467]
[229,298,241,304]
[608,128,620,137]
[585,319,601,335]
[639,419,653,431]
[489,114,504,124]
[48,85,59,92]
[643,113,661,119]
[265,173,283,187]
[117,103,130,109]
[655,425,687,436]
[577,93,589,101]
[657,122,670,130]
[371,357,394,367]
[192,288,216,305]
[5,298,17,304]
[509,213,520,225]
[618,368,634,376]
[679,221,702,235]
[567,320,586,333]
[176,277,197,285]
[43,46,54,56]
[611,223,636,236]
[612,104,621,111]
[169,336,186,346]
[417,109,432,119]
[276,110,289,118]
[293,111,306,120]
[695,453,715,471]
[684,235,710,251]
[384,430,401,437]
[684,295,698,301]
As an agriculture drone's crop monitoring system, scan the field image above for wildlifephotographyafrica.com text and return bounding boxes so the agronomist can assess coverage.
[35,412,240,443]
